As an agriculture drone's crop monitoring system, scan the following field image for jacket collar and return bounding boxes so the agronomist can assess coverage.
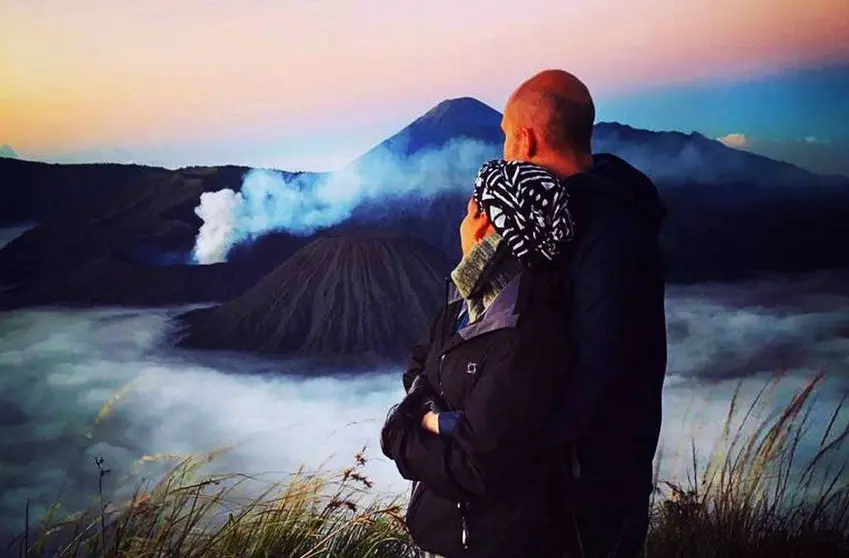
[438,272,525,355]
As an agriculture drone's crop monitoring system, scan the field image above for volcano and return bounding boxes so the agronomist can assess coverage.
[356,97,503,162]
[175,234,451,361]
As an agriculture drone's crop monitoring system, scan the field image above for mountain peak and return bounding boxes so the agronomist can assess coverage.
[354,97,502,161]
[416,97,502,128]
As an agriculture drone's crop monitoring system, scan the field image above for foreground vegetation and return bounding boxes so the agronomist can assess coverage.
[8,373,849,557]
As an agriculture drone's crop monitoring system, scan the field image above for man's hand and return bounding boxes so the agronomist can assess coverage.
[421,411,439,434]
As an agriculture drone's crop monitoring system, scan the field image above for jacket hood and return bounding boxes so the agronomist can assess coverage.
[568,153,666,229]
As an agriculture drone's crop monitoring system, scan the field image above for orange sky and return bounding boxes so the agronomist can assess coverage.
[2,0,848,169]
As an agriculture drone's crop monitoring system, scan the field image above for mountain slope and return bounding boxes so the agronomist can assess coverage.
[351,97,825,186]
[0,163,306,282]
[0,163,311,307]
[0,256,279,309]
[355,97,503,163]
[592,122,818,185]
[175,235,449,361]
[0,158,172,225]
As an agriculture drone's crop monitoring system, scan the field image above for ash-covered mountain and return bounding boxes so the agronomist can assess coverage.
[175,235,449,361]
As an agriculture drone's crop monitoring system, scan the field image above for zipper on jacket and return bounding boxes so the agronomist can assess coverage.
[458,501,468,550]
[410,480,419,504]
[438,276,451,398]
[438,353,446,397]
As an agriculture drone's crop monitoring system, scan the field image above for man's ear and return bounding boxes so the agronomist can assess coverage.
[524,127,538,159]
[517,127,537,160]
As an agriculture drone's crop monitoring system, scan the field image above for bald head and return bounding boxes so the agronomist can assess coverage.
[502,70,595,171]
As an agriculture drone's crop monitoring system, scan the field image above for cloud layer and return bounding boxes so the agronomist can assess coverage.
[1,272,848,541]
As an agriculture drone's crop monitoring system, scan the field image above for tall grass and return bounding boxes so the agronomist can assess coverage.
[646,372,849,557]
[9,449,418,558]
[8,373,849,557]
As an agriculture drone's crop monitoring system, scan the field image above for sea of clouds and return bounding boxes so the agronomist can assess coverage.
[1,272,848,542]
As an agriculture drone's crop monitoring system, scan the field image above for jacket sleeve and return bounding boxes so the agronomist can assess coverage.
[397,306,566,502]
[552,216,639,443]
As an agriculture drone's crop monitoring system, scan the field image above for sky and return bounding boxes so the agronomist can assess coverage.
[2,0,848,174]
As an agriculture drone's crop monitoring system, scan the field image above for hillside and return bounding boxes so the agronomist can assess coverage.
[0,164,309,302]
[175,235,449,360]
[592,122,819,185]
[0,157,171,226]
[0,251,300,310]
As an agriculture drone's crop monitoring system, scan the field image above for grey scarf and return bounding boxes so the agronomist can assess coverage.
[450,233,521,323]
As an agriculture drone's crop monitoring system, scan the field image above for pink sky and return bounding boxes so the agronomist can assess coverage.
[2,0,848,169]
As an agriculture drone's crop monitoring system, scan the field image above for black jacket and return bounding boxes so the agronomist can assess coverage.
[385,256,574,558]
[550,153,668,514]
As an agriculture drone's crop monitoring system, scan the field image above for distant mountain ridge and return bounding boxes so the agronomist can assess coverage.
[0,96,836,228]
[591,122,818,185]
[1,95,848,324]
[353,97,825,185]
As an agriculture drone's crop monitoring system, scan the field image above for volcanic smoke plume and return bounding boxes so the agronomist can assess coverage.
[191,138,498,264]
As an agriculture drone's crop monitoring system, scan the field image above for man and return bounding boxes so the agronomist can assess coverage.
[489,69,669,556]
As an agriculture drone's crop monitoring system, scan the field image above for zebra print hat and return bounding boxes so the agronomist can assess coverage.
[472,159,575,268]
